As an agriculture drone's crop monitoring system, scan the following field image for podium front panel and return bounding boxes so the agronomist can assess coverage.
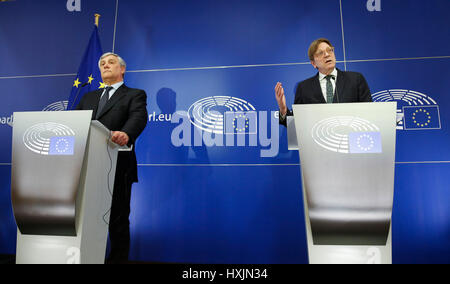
[293,102,396,245]
[11,110,92,236]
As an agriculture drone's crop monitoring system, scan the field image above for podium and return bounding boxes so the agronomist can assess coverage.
[289,102,396,264]
[11,110,122,264]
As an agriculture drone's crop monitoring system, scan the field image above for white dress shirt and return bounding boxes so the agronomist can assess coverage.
[101,81,124,100]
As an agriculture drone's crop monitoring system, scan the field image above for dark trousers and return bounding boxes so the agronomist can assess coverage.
[107,166,133,264]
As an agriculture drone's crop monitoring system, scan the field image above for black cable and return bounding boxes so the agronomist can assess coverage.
[102,132,114,226]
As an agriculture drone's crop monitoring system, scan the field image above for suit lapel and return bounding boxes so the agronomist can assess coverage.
[96,84,128,119]
[336,69,346,102]
[312,73,326,103]
[89,90,103,119]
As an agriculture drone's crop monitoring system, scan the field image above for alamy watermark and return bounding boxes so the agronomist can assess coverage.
[168,110,280,158]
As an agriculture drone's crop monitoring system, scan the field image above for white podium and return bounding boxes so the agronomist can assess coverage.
[11,111,122,264]
[289,102,397,264]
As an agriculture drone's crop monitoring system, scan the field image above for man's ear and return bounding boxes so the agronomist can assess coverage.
[310,60,317,69]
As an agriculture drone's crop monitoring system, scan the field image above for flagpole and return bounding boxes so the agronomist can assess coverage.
[95,13,101,27]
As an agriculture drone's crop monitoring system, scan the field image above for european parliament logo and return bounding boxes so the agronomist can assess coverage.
[372,89,441,131]
[311,116,382,154]
[188,96,257,135]
[23,122,75,156]
[172,96,280,157]
[42,101,69,112]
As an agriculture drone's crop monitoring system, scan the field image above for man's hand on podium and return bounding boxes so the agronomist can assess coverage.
[111,131,129,146]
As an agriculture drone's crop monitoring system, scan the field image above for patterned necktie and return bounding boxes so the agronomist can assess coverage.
[325,75,334,104]
[96,86,113,119]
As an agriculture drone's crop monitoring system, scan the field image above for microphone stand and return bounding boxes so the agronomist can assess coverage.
[68,82,89,110]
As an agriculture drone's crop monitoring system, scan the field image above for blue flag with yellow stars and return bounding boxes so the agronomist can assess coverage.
[67,25,104,110]
[403,105,441,130]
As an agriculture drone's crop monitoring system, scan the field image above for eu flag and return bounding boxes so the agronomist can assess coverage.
[223,111,258,134]
[67,25,104,110]
[348,132,382,154]
[403,105,441,130]
[49,136,75,156]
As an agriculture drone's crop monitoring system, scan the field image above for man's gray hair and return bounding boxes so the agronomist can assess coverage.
[98,52,127,69]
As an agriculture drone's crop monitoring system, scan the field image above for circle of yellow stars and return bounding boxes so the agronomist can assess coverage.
[412,109,431,127]
[233,114,250,132]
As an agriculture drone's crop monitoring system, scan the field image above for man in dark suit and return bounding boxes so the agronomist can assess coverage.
[75,52,148,263]
[275,38,372,126]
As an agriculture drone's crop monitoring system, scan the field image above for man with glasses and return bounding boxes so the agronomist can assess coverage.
[275,38,372,126]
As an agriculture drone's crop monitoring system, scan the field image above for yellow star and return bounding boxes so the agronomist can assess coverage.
[87,74,94,84]
[99,82,106,89]
[73,78,81,88]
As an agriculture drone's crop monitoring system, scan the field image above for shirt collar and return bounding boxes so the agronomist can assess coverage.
[318,68,337,81]
[105,81,124,91]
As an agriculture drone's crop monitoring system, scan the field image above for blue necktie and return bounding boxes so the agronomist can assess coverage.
[96,86,113,119]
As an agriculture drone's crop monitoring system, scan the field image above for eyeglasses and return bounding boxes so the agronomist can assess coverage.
[315,47,335,58]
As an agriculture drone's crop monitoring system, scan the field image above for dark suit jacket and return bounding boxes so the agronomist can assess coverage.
[75,84,148,182]
[281,68,372,125]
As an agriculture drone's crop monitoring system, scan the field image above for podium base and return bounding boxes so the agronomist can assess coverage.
[302,175,392,264]
[16,231,82,264]
[306,229,392,264]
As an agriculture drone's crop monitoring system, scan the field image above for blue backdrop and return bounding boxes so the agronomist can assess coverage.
[0,0,448,264]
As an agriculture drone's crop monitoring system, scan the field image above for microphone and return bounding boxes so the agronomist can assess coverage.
[331,75,340,103]
[68,82,89,110]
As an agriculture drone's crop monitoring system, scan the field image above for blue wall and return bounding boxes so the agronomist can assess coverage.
[0,0,449,263]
